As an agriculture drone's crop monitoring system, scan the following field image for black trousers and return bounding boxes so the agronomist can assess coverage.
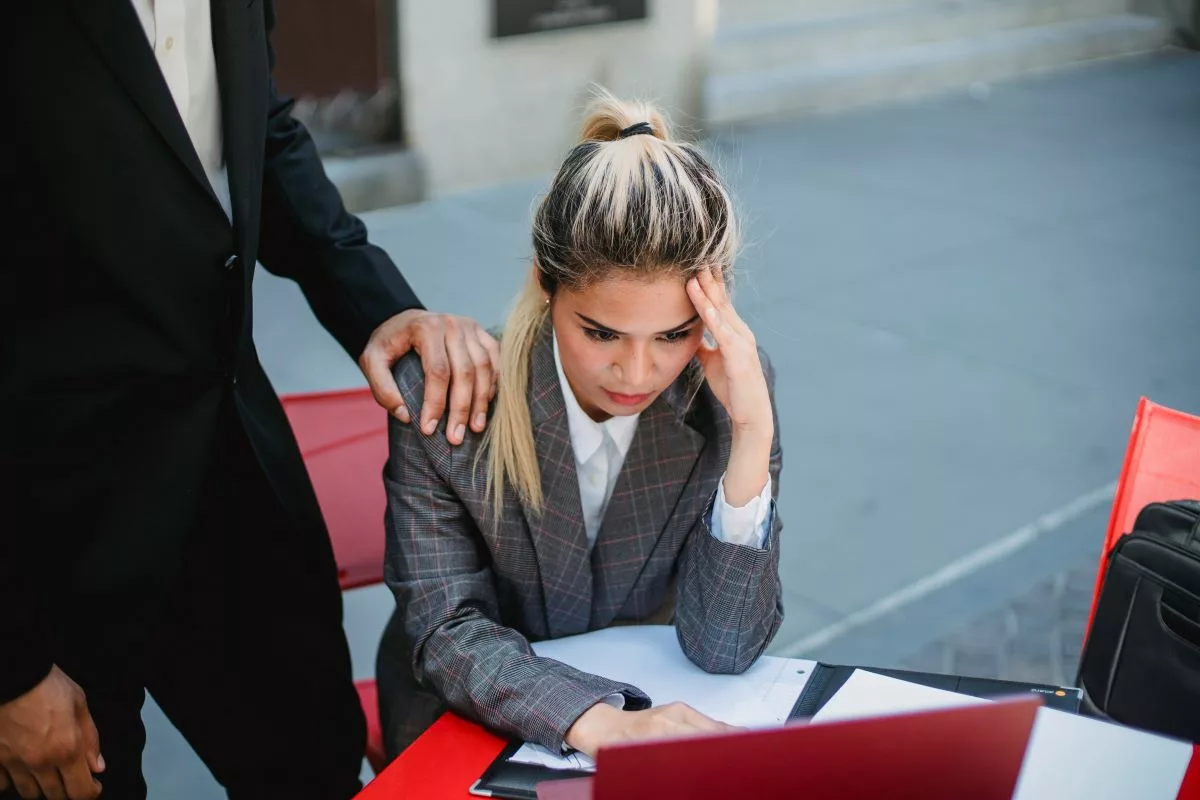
[4,412,365,799]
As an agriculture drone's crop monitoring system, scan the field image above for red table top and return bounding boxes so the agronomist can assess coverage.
[357,712,1200,800]
[356,713,507,800]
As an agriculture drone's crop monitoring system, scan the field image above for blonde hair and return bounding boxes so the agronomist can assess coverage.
[483,89,740,518]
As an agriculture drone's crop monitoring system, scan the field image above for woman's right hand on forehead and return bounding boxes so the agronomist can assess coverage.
[686,270,772,436]
[686,270,774,507]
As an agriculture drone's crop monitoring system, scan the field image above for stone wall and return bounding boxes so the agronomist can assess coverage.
[398,0,715,196]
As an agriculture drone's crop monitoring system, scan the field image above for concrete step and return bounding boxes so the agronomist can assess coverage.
[712,0,1131,75]
[705,14,1172,125]
[719,0,921,27]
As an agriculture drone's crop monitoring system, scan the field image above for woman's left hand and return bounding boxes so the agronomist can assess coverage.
[686,270,773,442]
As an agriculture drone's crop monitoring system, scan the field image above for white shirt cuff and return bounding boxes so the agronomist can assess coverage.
[712,474,772,549]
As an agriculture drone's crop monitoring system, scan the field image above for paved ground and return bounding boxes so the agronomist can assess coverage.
[900,561,1097,686]
[144,51,1200,796]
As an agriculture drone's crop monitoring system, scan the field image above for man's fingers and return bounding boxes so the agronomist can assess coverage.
[360,315,416,420]
[478,328,501,400]
[362,350,408,421]
[81,708,104,775]
[0,766,11,792]
[441,324,477,445]
[32,766,67,800]
[416,340,451,437]
[5,764,40,799]
[392,399,411,424]
[59,758,102,800]
[362,312,501,436]
[463,331,494,433]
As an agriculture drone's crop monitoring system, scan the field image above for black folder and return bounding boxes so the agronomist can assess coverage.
[470,749,592,799]
[468,664,1082,799]
[790,662,1083,718]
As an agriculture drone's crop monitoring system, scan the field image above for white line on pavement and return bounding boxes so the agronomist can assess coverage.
[776,481,1118,658]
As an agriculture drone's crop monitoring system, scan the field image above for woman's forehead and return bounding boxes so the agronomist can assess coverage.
[558,275,697,332]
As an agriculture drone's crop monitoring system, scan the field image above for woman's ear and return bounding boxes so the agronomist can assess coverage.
[532,261,553,300]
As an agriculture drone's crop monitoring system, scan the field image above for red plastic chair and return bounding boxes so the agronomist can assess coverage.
[1086,398,1200,632]
[1083,397,1200,797]
[281,387,390,774]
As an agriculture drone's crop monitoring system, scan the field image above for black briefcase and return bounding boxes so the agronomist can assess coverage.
[1077,500,1200,742]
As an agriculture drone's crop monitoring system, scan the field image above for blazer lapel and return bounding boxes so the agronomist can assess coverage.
[67,0,222,210]
[211,0,267,250]
[523,328,595,639]
[590,369,710,628]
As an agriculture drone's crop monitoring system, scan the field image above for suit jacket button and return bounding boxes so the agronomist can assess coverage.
[224,254,240,271]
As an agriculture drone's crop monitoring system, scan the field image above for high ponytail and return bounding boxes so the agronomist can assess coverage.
[578,92,672,143]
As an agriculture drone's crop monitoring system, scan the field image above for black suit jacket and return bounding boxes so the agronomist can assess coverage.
[0,0,420,701]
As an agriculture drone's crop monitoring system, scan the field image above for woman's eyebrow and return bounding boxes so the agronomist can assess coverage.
[575,312,700,336]
[660,315,702,334]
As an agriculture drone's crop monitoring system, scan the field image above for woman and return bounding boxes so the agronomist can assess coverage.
[377,92,784,760]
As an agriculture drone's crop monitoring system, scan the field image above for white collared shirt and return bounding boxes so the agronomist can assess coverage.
[553,336,771,551]
[129,0,233,221]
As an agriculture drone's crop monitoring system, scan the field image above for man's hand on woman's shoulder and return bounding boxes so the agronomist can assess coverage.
[360,309,501,445]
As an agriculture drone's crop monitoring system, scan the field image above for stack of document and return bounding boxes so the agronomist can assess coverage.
[810,669,1193,799]
[496,627,1192,798]
[509,626,816,771]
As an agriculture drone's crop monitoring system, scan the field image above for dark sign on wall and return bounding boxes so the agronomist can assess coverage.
[494,0,648,38]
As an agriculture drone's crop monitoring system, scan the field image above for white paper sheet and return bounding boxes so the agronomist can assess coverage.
[509,743,596,772]
[810,669,985,723]
[532,625,815,729]
[1013,708,1193,800]
[509,626,814,770]
[806,669,1193,798]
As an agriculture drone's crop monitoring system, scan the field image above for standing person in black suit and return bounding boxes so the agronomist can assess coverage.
[0,2,499,798]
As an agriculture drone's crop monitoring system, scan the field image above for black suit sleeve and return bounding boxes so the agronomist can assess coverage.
[255,0,422,360]
[0,114,55,702]
[0,532,54,703]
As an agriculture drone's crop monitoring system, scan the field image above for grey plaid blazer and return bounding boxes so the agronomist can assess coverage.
[376,323,784,757]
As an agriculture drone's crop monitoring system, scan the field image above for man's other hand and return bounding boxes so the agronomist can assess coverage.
[0,666,104,800]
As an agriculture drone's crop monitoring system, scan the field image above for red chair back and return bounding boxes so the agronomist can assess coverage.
[1087,397,1200,632]
[1086,398,1200,795]
[280,388,389,590]
[281,387,393,773]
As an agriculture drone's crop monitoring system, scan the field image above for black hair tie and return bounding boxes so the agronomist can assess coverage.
[618,121,654,139]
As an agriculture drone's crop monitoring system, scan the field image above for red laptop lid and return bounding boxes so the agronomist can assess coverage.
[538,695,1041,800]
